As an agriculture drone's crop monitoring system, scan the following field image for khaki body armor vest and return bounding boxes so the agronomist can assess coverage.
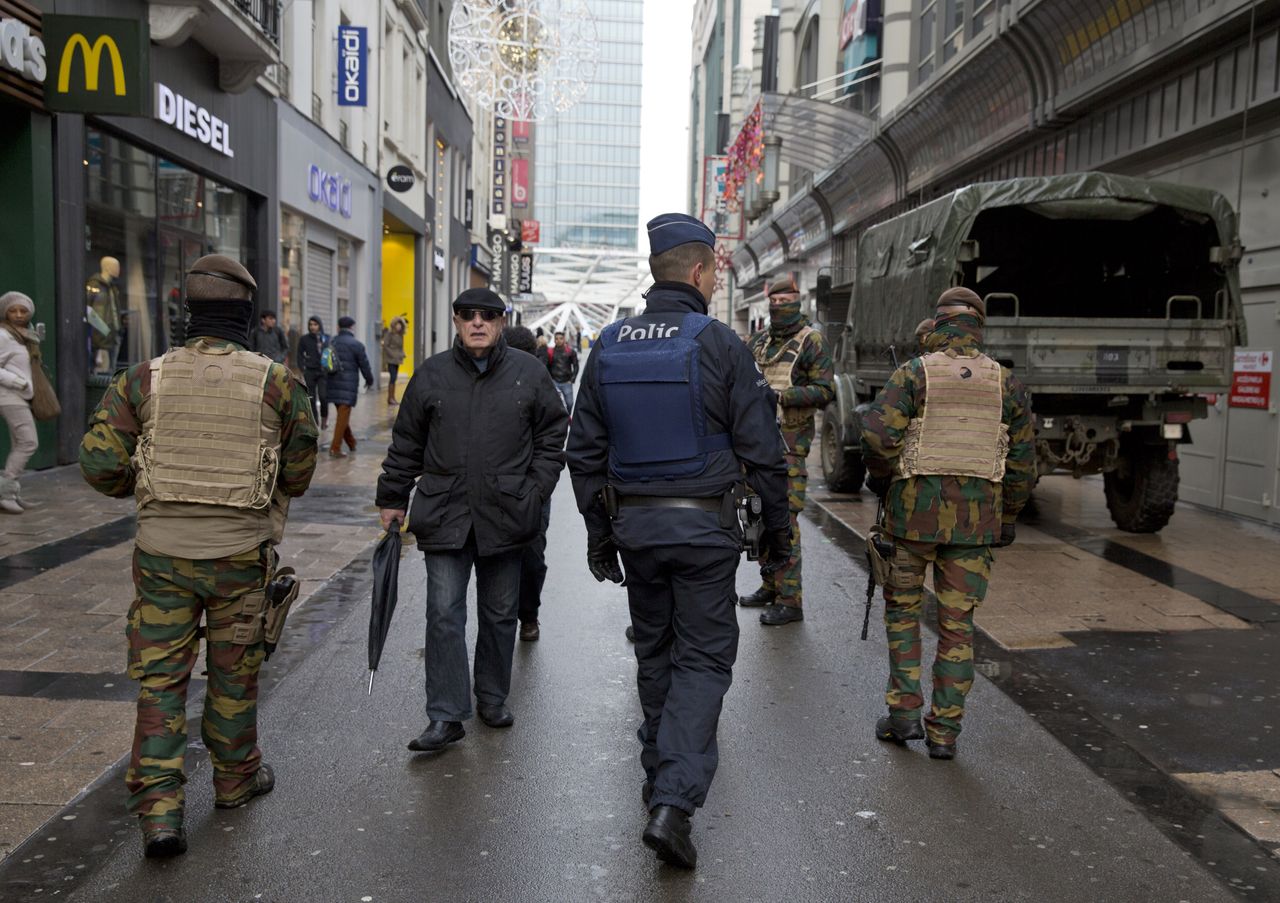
[756,326,814,430]
[134,341,281,511]
[896,350,1009,482]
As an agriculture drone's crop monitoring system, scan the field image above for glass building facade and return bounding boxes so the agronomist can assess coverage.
[533,0,643,250]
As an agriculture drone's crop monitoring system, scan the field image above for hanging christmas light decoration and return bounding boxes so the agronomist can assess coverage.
[449,0,599,122]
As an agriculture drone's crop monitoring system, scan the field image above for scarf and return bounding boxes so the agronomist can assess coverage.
[768,297,805,338]
[925,311,984,354]
[186,300,254,346]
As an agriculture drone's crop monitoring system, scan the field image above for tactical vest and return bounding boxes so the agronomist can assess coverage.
[755,326,814,429]
[896,350,1009,482]
[134,341,281,510]
[597,312,732,482]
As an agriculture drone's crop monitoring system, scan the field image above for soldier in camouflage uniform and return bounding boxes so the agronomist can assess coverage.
[739,275,835,626]
[80,255,318,857]
[860,287,1035,759]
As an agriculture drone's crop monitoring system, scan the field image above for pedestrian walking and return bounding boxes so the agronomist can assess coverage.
[546,329,579,411]
[78,254,318,858]
[860,287,1036,760]
[738,274,834,625]
[376,288,567,752]
[325,315,375,458]
[566,213,790,869]
[0,292,45,514]
[502,324,553,642]
[381,315,407,405]
[250,310,288,364]
[296,316,330,430]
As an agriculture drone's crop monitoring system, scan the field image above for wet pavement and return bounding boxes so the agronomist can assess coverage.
[0,392,1277,900]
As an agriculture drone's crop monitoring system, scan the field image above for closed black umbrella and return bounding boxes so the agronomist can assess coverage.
[367,520,402,694]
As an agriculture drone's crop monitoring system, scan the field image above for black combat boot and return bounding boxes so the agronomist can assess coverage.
[141,822,187,859]
[760,602,803,625]
[643,805,697,869]
[927,740,957,760]
[738,586,776,608]
[875,715,925,744]
[215,763,276,809]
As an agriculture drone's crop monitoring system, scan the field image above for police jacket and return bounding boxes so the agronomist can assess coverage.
[325,330,374,407]
[375,335,569,556]
[566,281,789,551]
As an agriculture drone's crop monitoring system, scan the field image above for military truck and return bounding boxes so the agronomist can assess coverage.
[820,172,1246,533]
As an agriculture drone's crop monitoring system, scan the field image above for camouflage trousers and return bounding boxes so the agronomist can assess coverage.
[758,443,809,607]
[125,545,270,828]
[881,538,992,743]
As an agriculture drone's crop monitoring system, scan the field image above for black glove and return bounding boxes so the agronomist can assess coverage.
[866,473,891,499]
[759,527,792,574]
[365,381,375,390]
[586,532,624,584]
[994,523,1016,548]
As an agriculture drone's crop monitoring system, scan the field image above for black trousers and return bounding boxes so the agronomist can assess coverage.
[619,544,739,815]
[518,499,552,623]
[303,371,329,424]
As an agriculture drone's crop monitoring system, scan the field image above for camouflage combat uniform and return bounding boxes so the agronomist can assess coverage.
[80,338,317,830]
[747,316,834,608]
[860,314,1035,745]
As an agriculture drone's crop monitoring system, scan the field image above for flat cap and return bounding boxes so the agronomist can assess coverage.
[338,315,356,328]
[646,213,715,256]
[452,287,506,312]
[935,286,985,321]
[187,254,257,291]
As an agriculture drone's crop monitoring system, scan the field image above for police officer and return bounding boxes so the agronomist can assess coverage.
[567,214,789,868]
[79,255,318,857]
[738,274,834,625]
[860,287,1035,759]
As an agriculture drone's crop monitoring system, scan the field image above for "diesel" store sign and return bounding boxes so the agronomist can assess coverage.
[156,82,234,157]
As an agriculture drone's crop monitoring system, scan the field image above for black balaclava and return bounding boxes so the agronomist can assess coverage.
[186,300,254,346]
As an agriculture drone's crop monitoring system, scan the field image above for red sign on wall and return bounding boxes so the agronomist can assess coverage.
[520,220,540,243]
[511,158,529,208]
[1229,349,1273,409]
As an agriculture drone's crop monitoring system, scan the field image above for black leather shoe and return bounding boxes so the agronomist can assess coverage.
[760,603,804,625]
[215,763,275,809]
[625,625,636,643]
[875,715,925,744]
[477,704,514,728]
[142,824,187,858]
[927,740,957,760]
[408,721,465,751]
[643,805,696,869]
[642,780,653,809]
[519,620,540,641]
[738,586,776,608]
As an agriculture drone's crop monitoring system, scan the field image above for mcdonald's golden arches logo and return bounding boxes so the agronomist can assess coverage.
[43,14,148,116]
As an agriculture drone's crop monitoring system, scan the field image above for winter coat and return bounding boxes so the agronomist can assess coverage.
[250,325,289,364]
[375,336,569,555]
[297,329,329,379]
[325,329,374,407]
[0,326,34,405]
[547,345,578,383]
[381,317,407,367]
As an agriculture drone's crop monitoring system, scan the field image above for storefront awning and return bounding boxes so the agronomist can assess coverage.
[759,92,876,176]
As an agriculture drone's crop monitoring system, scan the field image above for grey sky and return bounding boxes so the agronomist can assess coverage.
[638,0,694,241]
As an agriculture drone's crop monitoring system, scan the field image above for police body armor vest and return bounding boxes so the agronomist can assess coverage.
[597,312,732,483]
[896,350,1009,483]
[755,326,814,429]
[134,341,281,510]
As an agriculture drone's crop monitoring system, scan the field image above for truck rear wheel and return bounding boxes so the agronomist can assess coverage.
[1104,445,1179,533]
[821,415,866,493]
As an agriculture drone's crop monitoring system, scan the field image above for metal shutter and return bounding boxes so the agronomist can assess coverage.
[305,242,335,326]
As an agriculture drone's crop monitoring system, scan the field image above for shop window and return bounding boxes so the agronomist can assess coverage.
[84,127,249,373]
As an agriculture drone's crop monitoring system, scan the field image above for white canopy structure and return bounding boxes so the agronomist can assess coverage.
[516,247,651,337]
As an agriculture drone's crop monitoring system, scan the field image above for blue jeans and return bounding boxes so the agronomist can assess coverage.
[554,380,574,413]
[422,533,522,722]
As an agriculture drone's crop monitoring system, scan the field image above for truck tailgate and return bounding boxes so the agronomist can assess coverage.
[984,318,1234,393]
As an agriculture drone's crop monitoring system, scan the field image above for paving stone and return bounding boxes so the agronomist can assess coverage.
[0,802,60,860]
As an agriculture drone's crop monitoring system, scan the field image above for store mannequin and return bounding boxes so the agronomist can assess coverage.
[87,256,121,373]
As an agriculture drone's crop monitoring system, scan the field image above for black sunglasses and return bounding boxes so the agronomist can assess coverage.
[456,307,502,322]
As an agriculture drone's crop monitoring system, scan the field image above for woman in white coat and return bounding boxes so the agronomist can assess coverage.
[0,292,40,514]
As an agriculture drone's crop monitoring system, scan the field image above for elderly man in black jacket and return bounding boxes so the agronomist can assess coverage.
[376,288,568,752]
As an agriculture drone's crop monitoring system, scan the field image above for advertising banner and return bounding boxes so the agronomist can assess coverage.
[520,220,540,244]
[512,158,529,209]
[701,155,741,239]
[338,25,366,106]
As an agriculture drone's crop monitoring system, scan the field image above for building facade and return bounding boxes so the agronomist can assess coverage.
[711,0,1280,525]
[533,0,643,251]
